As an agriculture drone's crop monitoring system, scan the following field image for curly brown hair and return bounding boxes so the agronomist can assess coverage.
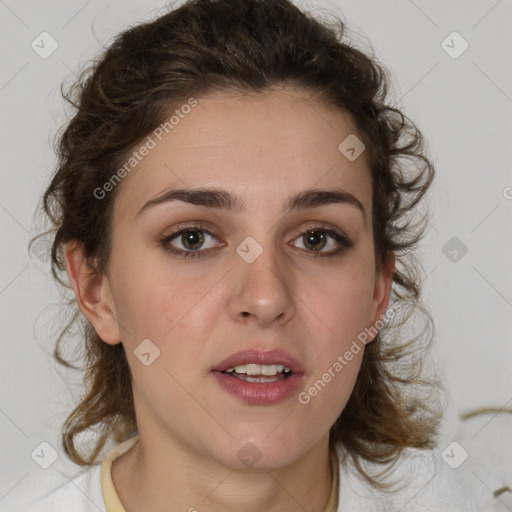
[31,0,440,489]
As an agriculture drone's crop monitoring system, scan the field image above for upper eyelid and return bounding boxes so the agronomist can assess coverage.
[166,221,346,236]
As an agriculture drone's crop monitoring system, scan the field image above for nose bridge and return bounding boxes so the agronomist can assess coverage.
[229,232,295,325]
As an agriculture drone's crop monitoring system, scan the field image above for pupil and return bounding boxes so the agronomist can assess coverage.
[182,229,203,250]
[304,230,326,251]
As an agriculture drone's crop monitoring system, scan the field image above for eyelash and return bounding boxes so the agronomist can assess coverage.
[158,222,354,260]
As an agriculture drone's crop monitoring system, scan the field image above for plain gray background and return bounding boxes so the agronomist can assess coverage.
[1,0,511,507]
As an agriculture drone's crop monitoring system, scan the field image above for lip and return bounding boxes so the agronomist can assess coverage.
[211,349,305,405]
[212,349,305,373]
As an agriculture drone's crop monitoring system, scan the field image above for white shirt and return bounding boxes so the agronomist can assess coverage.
[2,436,501,511]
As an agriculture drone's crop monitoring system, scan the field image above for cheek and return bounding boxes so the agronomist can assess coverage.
[301,256,374,403]
[109,260,221,405]
[110,251,206,341]
[313,264,375,341]
[297,341,363,439]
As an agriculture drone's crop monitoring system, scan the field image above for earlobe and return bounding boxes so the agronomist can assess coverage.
[64,240,121,345]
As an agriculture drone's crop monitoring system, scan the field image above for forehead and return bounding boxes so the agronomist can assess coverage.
[113,87,372,224]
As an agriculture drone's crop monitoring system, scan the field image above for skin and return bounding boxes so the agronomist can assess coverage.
[65,86,394,512]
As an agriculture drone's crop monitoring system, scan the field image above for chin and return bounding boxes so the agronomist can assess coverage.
[207,432,314,472]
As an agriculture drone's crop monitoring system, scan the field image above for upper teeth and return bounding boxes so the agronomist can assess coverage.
[225,364,291,376]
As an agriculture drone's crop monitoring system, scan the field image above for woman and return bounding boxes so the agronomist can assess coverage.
[16,0,491,510]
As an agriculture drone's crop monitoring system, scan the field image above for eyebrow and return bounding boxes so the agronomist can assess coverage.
[136,186,365,219]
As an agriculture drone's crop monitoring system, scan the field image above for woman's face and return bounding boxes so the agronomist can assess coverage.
[84,87,393,470]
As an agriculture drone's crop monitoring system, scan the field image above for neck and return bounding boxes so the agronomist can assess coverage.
[111,431,334,512]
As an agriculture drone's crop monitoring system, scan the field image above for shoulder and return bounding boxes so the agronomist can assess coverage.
[4,464,105,512]
[336,446,494,511]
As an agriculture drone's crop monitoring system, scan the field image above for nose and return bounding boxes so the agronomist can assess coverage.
[227,238,296,328]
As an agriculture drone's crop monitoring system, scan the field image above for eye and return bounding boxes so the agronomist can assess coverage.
[159,225,221,259]
[159,224,353,260]
[291,227,353,258]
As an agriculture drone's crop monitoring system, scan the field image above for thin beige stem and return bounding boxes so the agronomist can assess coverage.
[460,407,512,420]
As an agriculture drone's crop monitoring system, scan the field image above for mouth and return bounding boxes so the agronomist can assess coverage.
[222,363,293,383]
[211,349,305,405]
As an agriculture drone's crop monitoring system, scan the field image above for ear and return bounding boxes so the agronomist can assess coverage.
[64,240,121,345]
[368,253,395,341]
